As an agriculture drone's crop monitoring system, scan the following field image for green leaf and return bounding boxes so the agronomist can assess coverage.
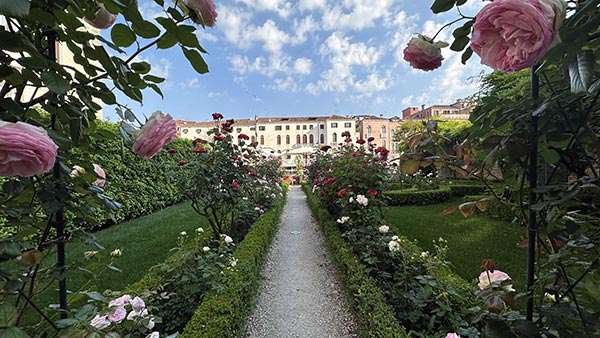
[148,83,164,98]
[182,47,209,74]
[132,20,161,39]
[111,24,136,47]
[450,36,470,52]
[157,32,178,49]
[144,74,165,83]
[568,50,595,93]
[0,303,18,327]
[131,61,151,74]
[41,71,69,94]
[0,0,30,17]
[177,25,201,49]
[461,47,473,64]
[452,21,473,38]
[431,0,456,14]
[456,0,468,5]
[0,327,30,338]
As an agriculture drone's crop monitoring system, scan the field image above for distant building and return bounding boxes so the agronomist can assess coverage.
[404,99,474,120]
[176,115,359,178]
[354,116,403,158]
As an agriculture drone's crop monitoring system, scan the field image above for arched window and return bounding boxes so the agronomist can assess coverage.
[320,134,325,144]
[286,135,290,144]
[260,135,265,145]
[277,135,281,145]
[296,135,301,144]
[309,135,314,144]
[303,135,307,144]
[332,133,337,143]
[251,135,256,143]
[367,126,372,137]
[381,126,387,137]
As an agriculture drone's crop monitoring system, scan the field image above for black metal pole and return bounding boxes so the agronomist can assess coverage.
[526,65,540,321]
[46,2,68,318]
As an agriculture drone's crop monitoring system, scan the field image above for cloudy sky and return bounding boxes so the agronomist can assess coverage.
[109,0,489,121]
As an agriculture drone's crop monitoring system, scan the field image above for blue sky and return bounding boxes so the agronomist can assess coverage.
[108,0,489,121]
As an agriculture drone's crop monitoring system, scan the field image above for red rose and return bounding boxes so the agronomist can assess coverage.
[168,148,177,155]
[367,188,379,197]
[238,133,250,140]
[231,179,241,190]
[212,112,223,120]
[178,160,188,166]
[193,138,207,146]
[323,176,335,186]
[375,146,389,161]
[214,134,225,141]
[342,131,351,138]
[337,188,349,198]
[357,139,366,145]
[194,145,207,154]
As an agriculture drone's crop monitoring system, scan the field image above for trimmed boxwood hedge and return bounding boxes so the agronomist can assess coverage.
[179,194,286,338]
[448,184,486,197]
[303,185,408,338]
[384,187,451,206]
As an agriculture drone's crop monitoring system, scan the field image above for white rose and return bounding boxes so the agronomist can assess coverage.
[203,246,210,252]
[388,240,400,253]
[378,225,389,234]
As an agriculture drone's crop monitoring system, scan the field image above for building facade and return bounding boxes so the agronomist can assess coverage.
[355,116,402,158]
[176,115,359,177]
[403,99,474,120]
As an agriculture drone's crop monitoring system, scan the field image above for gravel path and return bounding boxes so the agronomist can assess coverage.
[245,186,358,338]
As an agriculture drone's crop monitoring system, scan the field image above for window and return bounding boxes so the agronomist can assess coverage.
[250,127,256,131]
[367,126,372,137]
[236,128,242,133]
[196,129,201,134]
[259,126,266,131]
[309,135,314,144]
[303,135,307,144]
[320,124,325,129]
[296,135,301,144]
[320,134,325,144]
[331,123,338,128]
[381,126,387,138]
[286,135,290,144]
[177,127,181,131]
[277,135,282,145]
[344,122,352,128]
[332,133,337,143]
[260,135,265,145]
[296,125,301,130]
[275,125,282,131]
[251,136,256,143]
[286,155,291,159]
[183,129,188,134]
[302,125,307,130]
[309,125,313,130]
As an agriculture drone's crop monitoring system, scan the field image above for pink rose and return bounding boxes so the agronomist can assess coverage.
[471,0,556,72]
[184,0,218,27]
[0,121,58,177]
[446,333,461,338]
[108,306,127,323]
[85,3,117,29]
[403,35,448,71]
[93,164,106,188]
[90,314,111,330]
[536,0,567,31]
[478,270,514,291]
[108,294,131,308]
[130,296,146,313]
[132,112,177,160]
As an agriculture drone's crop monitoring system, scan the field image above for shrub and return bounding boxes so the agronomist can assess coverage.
[179,196,286,338]
[448,184,486,197]
[385,188,451,206]
[69,121,194,229]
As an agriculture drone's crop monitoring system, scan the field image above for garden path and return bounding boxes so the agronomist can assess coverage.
[245,186,357,338]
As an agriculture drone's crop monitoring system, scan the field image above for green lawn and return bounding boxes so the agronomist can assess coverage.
[27,202,206,323]
[385,199,528,289]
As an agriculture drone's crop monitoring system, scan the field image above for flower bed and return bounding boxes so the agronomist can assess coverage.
[180,193,286,337]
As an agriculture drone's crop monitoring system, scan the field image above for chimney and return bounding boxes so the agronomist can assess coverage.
[421,104,425,111]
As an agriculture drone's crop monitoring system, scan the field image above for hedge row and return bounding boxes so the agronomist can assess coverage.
[73,121,194,229]
[303,185,408,338]
[384,187,451,206]
[448,184,486,197]
[179,194,286,338]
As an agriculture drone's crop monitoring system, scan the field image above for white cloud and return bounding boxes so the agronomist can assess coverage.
[237,0,293,18]
[181,78,201,89]
[151,58,172,79]
[218,5,253,48]
[252,20,291,54]
[291,16,319,44]
[270,76,300,92]
[293,58,312,75]
[299,0,327,11]
[322,0,393,31]
[229,54,291,77]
